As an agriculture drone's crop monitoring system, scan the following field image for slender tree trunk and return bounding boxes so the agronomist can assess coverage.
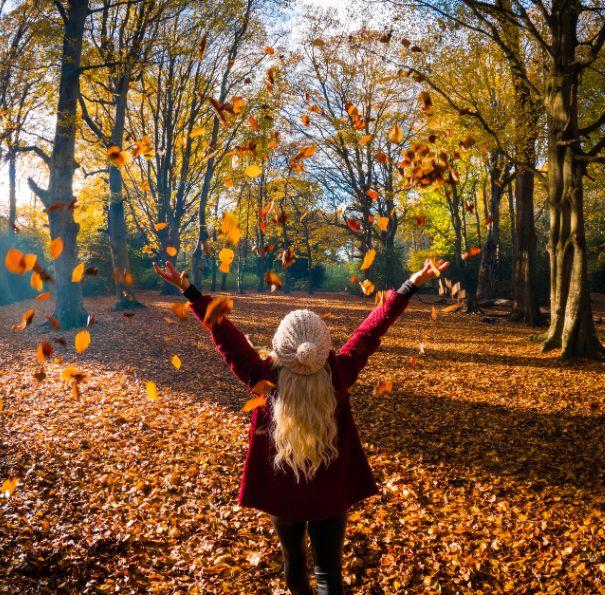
[8,151,16,234]
[541,6,604,358]
[108,81,143,310]
[28,0,89,329]
[477,160,507,301]
[507,181,516,266]
[511,168,543,325]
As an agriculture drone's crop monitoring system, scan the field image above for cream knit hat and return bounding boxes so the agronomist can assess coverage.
[272,309,332,375]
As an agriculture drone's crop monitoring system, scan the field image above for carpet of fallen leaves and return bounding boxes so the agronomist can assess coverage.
[1,290,604,594]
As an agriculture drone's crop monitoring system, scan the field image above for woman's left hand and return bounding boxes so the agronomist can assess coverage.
[409,258,450,287]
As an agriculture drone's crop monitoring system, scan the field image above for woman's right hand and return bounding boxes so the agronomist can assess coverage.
[153,261,190,292]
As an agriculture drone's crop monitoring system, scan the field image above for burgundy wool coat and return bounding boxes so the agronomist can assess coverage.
[184,286,412,521]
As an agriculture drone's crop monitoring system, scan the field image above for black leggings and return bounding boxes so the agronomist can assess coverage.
[270,512,348,595]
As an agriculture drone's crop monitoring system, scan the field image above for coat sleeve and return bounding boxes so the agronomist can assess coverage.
[183,285,276,390]
[335,284,414,389]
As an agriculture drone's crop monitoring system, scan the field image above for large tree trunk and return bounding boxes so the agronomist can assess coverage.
[108,81,143,310]
[542,5,604,358]
[28,0,89,329]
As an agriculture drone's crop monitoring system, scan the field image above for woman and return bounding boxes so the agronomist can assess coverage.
[153,258,449,594]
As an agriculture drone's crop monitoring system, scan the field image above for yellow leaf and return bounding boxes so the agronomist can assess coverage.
[245,163,262,178]
[72,263,85,282]
[360,249,376,271]
[146,381,159,401]
[74,330,91,353]
[377,216,389,232]
[219,211,242,246]
[219,260,231,274]
[242,395,267,413]
[1,477,18,498]
[431,306,438,321]
[388,124,403,144]
[155,222,168,231]
[359,279,375,295]
[171,354,182,370]
[189,126,206,139]
[166,246,178,257]
[49,237,63,260]
[359,134,372,145]
[171,302,190,321]
[428,259,441,278]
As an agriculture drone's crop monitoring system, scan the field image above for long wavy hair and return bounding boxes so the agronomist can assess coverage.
[268,359,339,483]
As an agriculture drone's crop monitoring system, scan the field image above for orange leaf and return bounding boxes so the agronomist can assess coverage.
[373,378,393,395]
[360,249,376,271]
[203,296,233,327]
[359,279,375,295]
[49,238,63,260]
[365,189,379,200]
[11,308,35,331]
[72,263,85,282]
[35,291,52,302]
[1,477,18,498]
[171,302,190,321]
[5,249,36,275]
[251,379,276,395]
[37,342,53,364]
[166,246,178,257]
[74,330,91,353]
[146,381,159,401]
[242,395,267,412]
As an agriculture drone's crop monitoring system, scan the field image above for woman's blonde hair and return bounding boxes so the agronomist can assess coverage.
[269,361,339,483]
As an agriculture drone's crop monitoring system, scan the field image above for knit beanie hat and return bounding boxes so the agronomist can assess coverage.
[272,309,332,375]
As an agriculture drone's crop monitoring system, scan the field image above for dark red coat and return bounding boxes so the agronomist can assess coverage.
[185,288,411,521]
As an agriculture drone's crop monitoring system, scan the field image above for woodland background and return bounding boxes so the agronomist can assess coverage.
[1,0,605,592]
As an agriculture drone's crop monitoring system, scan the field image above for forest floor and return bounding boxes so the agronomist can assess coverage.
[1,290,604,594]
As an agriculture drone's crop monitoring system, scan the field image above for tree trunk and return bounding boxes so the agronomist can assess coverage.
[29,0,89,329]
[8,151,16,234]
[476,158,507,300]
[542,6,604,358]
[511,168,543,325]
[108,81,143,310]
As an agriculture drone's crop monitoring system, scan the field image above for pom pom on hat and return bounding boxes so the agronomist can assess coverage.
[272,310,332,375]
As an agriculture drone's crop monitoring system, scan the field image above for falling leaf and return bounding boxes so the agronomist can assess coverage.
[359,279,375,296]
[428,259,441,278]
[242,395,267,412]
[264,46,275,55]
[155,222,168,231]
[37,342,53,364]
[166,246,178,257]
[203,296,233,327]
[50,238,63,260]
[409,356,416,367]
[251,379,276,395]
[48,316,60,331]
[418,341,426,355]
[146,381,159,401]
[171,302,190,321]
[107,146,133,168]
[377,217,389,232]
[374,290,389,306]
[72,263,85,283]
[74,330,91,354]
[218,248,235,274]
[346,218,361,232]
[35,291,52,302]
[416,215,426,227]
[281,248,295,269]
[11,309,35,331]
[388,124,403,144]
[248,115,261,131]
[359,134,372,145]
[442,303,460,313]
[264,271,283,291]
[361,249,376,271]
[245,163,262,178]
[219,212,242,246]
[418,91,432,111]
[61,366,85,398]
[5,249,36,275]
[30,271,43,292]
[462,246,481,260]
[171,355,182,370]
[431,306,438,321]
[365,189,379,200]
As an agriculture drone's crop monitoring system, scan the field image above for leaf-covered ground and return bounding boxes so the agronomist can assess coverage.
[1,291,604,593]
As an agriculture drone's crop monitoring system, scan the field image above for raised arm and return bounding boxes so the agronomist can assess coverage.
[336,259,449,389]
[153,262,275,390]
